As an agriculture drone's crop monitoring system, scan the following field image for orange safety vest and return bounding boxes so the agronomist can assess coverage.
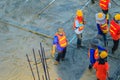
[55,32,67,48]
[94,49,99,60]
[110,20,120,40]
[73,16,84,31]
[100,21,109,34]
[88,48,99,60]
[99,0,110,10]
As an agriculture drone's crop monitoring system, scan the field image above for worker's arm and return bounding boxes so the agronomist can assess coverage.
[83,17,86,24]
[97,45,106,51]
[51,45,56,56]
[96,24,103,34]
[108,0,111,8]
[51,36,58,57]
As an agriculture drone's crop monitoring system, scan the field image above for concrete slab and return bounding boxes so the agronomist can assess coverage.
[0,0,120,80]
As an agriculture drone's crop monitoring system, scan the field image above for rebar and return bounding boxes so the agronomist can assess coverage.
[33,49,41,80]
[38,48,48,80]
[26,54,36,80]
[42,47,50,80]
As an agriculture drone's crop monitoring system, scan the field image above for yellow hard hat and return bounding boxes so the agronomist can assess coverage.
[100,51,108,59]
[115,13,120,21]
[98,13,104,18]
[96,12,105,20]
[76,10,83,16]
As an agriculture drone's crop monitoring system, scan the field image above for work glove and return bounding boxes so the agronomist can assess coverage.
[51,45,56,58]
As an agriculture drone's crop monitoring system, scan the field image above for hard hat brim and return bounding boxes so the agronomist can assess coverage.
[96,13,106,24]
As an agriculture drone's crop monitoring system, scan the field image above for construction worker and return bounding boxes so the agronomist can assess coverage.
[99,0,111,24]
[93,51,109,80]
[51,28,68,65]
[110,13,120,54]
[88,39,106,70]
[96,12,109,47]
[73,9,85,48]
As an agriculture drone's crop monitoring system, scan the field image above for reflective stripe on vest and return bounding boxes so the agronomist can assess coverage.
[99,0,109,10]
[73,16,84,31]
[111,24,117,30]
[88,48,99,60]
[56,32,67,48]
[94,49,99,60]
[100,23,108,34]
[110,29,115,34]
[110,20,120,40]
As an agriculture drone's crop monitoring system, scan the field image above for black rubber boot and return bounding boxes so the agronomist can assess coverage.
[88,64,92,70]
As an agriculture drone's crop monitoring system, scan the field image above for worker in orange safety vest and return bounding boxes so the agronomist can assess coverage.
[96,12,109,47]
[51,28,68,65]
[110,13,120,54]
[88,39,106,70]
[99,0,111,24]
[93,51,109,80]
[73,9,85,48]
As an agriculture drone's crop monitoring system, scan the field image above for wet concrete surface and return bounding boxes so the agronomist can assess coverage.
[0,0,120,80]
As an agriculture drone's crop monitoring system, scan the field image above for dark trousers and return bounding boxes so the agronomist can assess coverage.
[102,10,108,15]
[77,34,82,48]
[102,9,109,24]
[112,40,119,53]
[102,33,107,47]
[98,33,107,47]
[56,47,66,62]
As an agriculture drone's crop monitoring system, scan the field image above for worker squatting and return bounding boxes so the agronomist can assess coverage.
[51,0,120,80]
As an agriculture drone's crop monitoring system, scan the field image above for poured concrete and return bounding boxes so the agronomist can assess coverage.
[0,0,120,80]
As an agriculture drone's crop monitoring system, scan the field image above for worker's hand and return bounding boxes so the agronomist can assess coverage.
[51,50,55,58]
[66,42,68,46]
[51,45,56,58]
[83,21,86,24]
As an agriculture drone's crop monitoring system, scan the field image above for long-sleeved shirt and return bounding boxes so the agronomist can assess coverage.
[89,45,106,65]
[53,36,65,52]
[97,24,103,35]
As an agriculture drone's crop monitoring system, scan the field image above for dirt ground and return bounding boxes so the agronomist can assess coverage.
[0,0,120,80]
